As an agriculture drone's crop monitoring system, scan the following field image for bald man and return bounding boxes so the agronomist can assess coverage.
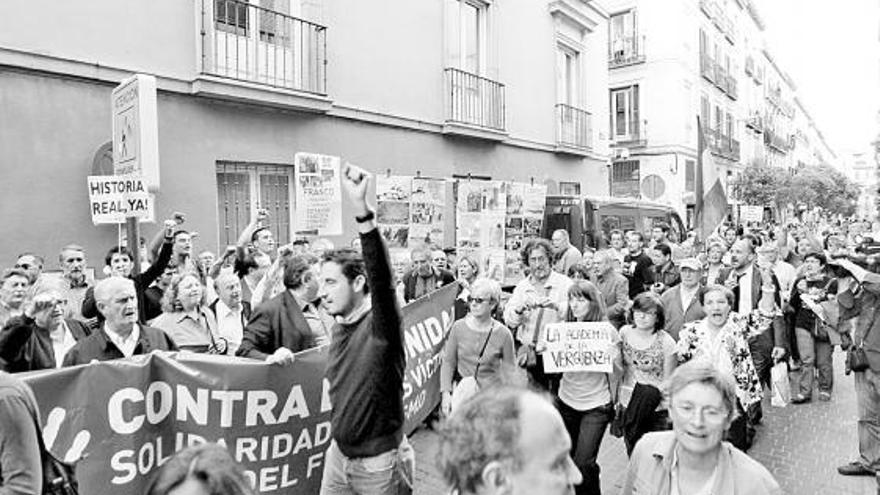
[63,277,177,366]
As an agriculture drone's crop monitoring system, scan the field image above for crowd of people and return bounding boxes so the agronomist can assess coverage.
[3,168,880,494]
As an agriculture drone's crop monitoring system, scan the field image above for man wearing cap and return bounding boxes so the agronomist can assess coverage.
[659,258,706,341]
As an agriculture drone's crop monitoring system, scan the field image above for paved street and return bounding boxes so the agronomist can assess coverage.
[412,349,878,494]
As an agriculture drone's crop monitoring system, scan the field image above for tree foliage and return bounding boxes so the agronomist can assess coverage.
[731,163,860,217]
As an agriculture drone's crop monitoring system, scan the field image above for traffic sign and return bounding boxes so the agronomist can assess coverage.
[111,74,160,192]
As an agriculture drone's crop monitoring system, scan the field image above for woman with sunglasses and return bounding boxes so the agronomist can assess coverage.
[440,277,515,416]
[553,280,619,495]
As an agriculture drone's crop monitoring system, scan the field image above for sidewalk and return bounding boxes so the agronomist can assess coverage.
[412,349,877,494]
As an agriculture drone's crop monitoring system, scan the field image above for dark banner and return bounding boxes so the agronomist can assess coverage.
[20,282,457,495]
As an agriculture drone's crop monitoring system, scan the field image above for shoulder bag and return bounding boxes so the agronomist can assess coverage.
[451,325,495,413]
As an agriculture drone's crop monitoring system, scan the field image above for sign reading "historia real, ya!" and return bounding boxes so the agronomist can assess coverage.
[86,175,154,224]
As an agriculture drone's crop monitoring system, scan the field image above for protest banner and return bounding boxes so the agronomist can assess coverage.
[294,153,342,236]
[21,283,456,494]
[87,175,154,224]
[541,321,616,373]
[741,204,764,223]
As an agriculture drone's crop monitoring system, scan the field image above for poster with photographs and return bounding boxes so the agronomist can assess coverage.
[502,182,547,285]
[456,180,507,282]
[376,175,413,249]
[293,153,342,236]
[408,177,446,248]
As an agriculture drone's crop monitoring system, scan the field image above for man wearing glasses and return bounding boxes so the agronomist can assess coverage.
[504,238,572,391]
[0,290,91,372]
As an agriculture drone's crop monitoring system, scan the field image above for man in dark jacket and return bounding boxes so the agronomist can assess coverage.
[318,164,413,494]
[81,217,176,324]
[63,277,176,366]
[0,291,91,372]
[235,254,323,363]
[401,245,455,303]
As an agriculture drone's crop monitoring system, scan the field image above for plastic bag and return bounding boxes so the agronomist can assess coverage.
[771,360,791,407]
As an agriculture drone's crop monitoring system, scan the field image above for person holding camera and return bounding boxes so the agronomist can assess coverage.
[831,255,880,476]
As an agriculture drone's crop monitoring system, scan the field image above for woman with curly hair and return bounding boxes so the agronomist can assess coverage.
[150,273,225,354]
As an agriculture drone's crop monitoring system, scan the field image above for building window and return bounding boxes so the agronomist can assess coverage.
[559,181,581,195]
[610,85,640,141]
[216,162,294,247]
[446,0,487,74]
[215,0,249,36]
[685,159,695,192]
[610,10,638,63]
[700,94,710,128]
[557,44,579,105]
[611,160,640,198]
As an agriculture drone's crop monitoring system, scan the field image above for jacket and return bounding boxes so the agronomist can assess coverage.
[0,317,91,372]
[659,285,706,341]
[235,291,314,360]
[716,265,786,351]
[62,324,178,366]
[401,267,456,303]
[839,270,880,371]
[622,431,782,495]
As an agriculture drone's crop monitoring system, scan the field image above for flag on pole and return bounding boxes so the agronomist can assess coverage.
[695,117,728,242]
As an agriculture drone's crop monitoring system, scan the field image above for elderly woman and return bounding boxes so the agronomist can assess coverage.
[555,280,618,495]
[441,278,516,416]
[0,291,91,372]
[622,361,781,495]
[676,280,776,452]
[704,241,728,286]
[151,273,225,354]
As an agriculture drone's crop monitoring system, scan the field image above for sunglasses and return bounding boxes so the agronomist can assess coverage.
[467,296,490,305]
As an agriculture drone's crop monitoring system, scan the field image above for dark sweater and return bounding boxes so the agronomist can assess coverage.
[327,228,405,458]
[624,251,655,298]
[789,275,837,332]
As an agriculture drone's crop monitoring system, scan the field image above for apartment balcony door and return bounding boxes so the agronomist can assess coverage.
[611,86,639,142]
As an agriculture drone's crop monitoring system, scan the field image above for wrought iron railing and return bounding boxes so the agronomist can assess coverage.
[444,67,506,131]
[609,35,646,68]
[556,104,592,150]
[202,0,327,94]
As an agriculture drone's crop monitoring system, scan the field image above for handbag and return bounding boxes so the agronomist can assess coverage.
[516,306,545,369]
[609,403,625,438]
[848,345,870,373]
[770,360,791,407]
[451,325,495,414]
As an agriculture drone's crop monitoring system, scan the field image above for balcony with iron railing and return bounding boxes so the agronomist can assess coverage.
[701,54,715,82]
[443,67,506,139]
[745,55,754,76]
[745,113,764,133]
[764,128,790,153]
[708,130,740,161]
[612,120,647,148]
[726,74,737,100]
[714,64,728,92]
[555,104,593,153]
[609,35,646,68]
[200,0,327,94]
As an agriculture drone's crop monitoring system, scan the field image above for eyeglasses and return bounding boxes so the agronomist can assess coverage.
[671,402,728,424]
[467,296,489,305]
[14,263,34,270]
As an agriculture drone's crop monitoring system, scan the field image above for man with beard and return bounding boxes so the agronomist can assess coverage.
[0,290,91,372]
[317,164,413,494]
[63,277,177,365]
[236,253,326,363]
[504,238,572,391]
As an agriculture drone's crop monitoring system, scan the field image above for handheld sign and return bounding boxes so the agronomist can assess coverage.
[112,74,160,192]
[87,175,154,225]
[294,153,343,236]
[542,321,616,373]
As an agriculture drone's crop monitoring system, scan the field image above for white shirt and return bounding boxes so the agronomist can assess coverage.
[679,284,699,313]
[737,267,754,314]
[215,299,244,355]
[772,261,797,304]
[49,321,76,368]
[504,272,573,345]
[105,324,141,358]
